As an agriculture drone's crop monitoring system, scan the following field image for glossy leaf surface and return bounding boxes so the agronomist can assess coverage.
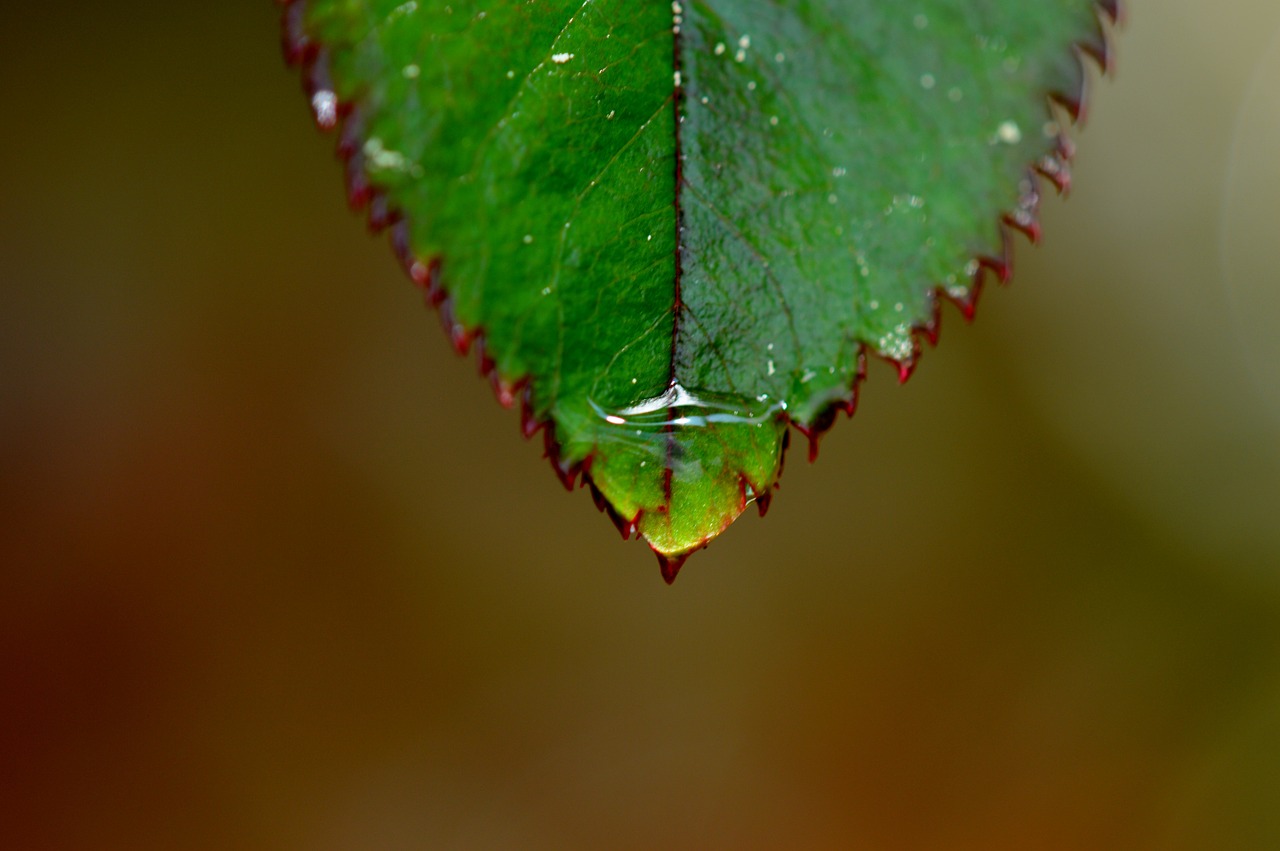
[283,0,1116,578]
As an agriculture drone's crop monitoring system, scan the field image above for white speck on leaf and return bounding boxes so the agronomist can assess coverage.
[996,120,1022,144]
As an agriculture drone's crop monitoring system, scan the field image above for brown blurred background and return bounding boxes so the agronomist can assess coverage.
[2,2,1279,848]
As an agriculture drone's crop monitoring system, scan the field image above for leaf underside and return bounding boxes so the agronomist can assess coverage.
[282,0,1119,580]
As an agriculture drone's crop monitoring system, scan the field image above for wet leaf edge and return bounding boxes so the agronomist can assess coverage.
[278,0,1123,581]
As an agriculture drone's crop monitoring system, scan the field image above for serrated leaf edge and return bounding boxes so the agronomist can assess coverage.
[279,0,1122,581]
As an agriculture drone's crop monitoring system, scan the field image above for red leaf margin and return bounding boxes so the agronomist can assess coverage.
[279,0,1123,582]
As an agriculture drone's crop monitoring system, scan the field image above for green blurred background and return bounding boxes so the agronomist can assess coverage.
[3,2,1279,848]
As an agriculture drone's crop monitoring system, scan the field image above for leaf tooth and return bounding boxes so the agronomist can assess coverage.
[979,226,1015,286]
[943,274,984,323]
[1004,172,1043,245]
[1035,151,1073,196]
[588,480,609,513]
[473,336,521,411]
[615,512,641,542]
[754,490,773,518]
[543,429,586,492]
[914,292,943,349]
[783,349,866,465]
[334,106,361,159]
[435,300,474,356]
[1003,213,1042,245]
[518,387,544,440]
[473,337,496,382]
[1097,0,1125,25]
[389,219,413,269]
[656,550,692,585]
[736,473,775,519]
[365,195,400,234]
[279,1,315,68]
[1048,87,1084,125]
[791,405,839,463]
[1077,35,1113,77]
[489,372,520,411]
[586,482,641,541]
[344,166,372,212]
[886,352,919,386]
[391,224,447,307]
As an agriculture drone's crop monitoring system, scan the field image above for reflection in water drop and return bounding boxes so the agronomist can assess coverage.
[592,382,785,432]
[585,383,786,474]
[1222,26,1280,420]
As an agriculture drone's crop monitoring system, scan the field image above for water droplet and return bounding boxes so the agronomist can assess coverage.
[995,120,1022,144]
[310,90,338,128]
[389,1,418,20]
[363,137,415,175]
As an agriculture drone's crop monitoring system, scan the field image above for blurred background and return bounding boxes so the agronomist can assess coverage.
[2,1,1279,848]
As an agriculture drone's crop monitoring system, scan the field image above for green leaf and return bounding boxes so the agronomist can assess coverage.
[282,0,1118,579]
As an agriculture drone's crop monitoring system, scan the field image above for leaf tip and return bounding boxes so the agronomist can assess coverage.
[656,550,690,585]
